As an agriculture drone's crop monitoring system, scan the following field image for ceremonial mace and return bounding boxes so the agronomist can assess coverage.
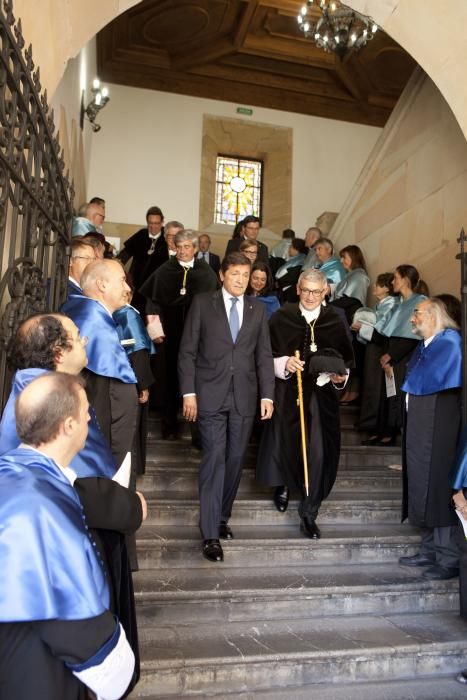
[295,350,309,497]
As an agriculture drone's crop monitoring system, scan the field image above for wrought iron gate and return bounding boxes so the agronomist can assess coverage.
[0,0,73,407]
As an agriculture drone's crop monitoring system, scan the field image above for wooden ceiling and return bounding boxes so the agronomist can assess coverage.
[97,0,417,127]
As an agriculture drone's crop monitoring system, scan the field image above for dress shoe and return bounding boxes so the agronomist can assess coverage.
[361,436,380,446]
[376,436,396,447]
[219,522,233,540]
[398,553,435,567]
[456,669,467,684]
[202,539,223,562]
[273,485,290,513]
[422,565,459,580]
[300,517,321,539]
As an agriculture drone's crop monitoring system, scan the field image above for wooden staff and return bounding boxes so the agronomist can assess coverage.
[295,350,309,497]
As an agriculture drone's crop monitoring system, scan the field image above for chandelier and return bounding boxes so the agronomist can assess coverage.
[297,1,378,60]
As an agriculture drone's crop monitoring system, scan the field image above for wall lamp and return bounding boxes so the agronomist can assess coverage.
[80,79,110,133]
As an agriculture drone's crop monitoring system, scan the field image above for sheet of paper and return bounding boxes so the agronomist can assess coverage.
[112,452,131,488]
[385,371,396,398]
[456,508,467,539]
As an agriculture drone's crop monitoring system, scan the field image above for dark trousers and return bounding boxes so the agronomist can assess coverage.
[457,522,467,619]
[418,526,459,569]
[298,392,325,521]
[197,390,254,540]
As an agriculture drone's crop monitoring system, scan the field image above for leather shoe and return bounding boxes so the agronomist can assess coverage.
[422,565,459,580]
[456,669,467,684]
[273,485,290,513]
[300,517,321,539]
[202,539,223,562]
[219,522,233,540]
[398,553,435,567]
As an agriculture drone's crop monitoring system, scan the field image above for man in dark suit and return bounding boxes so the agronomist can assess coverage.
[224,215,269,263]
[178,252,275,562]
[197,233,220,275]
[118,206,171,313]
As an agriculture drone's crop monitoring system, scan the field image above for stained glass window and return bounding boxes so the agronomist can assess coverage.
[214,155,262,225]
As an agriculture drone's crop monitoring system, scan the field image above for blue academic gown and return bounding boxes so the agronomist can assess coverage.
[0,368,116,479]
[60,295,137,384]
[0,447,109,622]
[318,256,346,286]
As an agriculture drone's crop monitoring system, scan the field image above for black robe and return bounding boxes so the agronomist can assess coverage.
[257,304,354,508]
[139,258,218,430]
[402,389,461,528]
[119,228,169,313]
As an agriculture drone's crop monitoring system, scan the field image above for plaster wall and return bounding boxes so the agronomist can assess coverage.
[87,83,381,243]
[49,39,97,208]
[332,69,467,295]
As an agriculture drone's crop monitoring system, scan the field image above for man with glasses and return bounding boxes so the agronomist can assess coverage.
[225,215,269,263]
[257,268,354,539]
[68,238,97,296]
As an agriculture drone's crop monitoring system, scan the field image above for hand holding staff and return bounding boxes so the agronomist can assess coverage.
[295,350,309,497]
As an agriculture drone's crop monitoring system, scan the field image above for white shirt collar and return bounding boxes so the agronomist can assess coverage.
[148,231,161,241]
[168,249,177,256]
[299,302,322,324]
[178,257,195,269]
[424,334,436,347]
[68,275,81,288]
[222,286,244,304]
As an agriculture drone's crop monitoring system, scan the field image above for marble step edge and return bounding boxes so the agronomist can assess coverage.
[142,495,401,507]
[137,635,467,672]
[135,675,467,700]
[133,577,457,603]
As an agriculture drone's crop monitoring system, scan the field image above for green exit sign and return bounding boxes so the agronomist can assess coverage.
[236,107,253,116]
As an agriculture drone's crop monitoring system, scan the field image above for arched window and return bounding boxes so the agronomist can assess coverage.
[215,155,262,225]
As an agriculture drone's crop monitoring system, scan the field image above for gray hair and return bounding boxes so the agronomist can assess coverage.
[298,268,327,288]
[165,220,184,235]
[174,229,198,247]
[424,297,459,331]
[315,237,333,253]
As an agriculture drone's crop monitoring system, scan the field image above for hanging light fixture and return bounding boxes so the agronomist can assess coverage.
[297,1,378,60]
[79,78,110,133]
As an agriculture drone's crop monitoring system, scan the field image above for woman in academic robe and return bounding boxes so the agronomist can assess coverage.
[330,244,370,324]
[358,264,426,445]
[246,261,280,319]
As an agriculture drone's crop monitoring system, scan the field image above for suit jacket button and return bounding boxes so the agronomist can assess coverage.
[230,366,234,371]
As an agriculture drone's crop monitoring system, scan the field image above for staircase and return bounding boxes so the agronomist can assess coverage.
[130,408,467,699]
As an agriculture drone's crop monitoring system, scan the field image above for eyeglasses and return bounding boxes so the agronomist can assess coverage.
[412,309,427,317]
[299,287,325,297]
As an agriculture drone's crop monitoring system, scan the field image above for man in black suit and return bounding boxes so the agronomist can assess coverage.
[224,215,269,263]
[118,206,171,313]
[179,252,275,562]
[197,233,220,275]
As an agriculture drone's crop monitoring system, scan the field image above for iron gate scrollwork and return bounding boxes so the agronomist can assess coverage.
[0,0,73,407]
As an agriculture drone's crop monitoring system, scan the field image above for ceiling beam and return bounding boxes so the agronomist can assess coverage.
[171,38,235,71]
[234,0,260,49]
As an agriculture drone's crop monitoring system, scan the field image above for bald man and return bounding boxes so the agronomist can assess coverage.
[61,260,138,469]
[0,373,135,700]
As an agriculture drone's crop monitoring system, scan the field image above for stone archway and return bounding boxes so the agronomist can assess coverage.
[12,0,467,143]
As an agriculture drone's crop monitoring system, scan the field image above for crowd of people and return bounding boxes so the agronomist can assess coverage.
[1,198,467,696]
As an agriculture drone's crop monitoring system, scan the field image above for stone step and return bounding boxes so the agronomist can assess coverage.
[138,465,401,496]
[145,441,402,469]
[135,524,420,569]
[142,492,402,526]
[133,563,458,624]
[135,676,467,700]
[131,611,467,697]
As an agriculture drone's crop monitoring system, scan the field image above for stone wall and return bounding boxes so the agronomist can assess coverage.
[332,69,467,295]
